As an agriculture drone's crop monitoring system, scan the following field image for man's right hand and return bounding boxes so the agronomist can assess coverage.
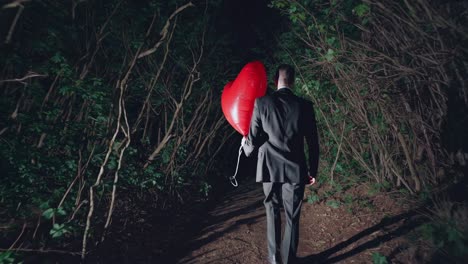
[307,176,316,186]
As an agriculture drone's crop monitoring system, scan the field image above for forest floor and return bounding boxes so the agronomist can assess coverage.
[93,178,431,264]
[172,180,430,264]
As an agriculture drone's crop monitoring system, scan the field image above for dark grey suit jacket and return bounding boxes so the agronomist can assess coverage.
[243,88,319,184]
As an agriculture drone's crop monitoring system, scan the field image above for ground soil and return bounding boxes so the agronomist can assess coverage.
[174,180,429,264]
[17,177,432,263]
[80,172,433,264]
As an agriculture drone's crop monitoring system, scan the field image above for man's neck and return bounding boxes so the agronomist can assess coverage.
[277,81,291,90]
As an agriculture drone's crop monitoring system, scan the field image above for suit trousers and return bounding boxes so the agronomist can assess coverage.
[263,182,305,264]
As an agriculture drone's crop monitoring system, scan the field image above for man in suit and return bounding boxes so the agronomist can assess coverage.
[242,64,319,264]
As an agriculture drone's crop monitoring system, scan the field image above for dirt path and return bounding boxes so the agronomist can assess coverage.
[176,181,426,264]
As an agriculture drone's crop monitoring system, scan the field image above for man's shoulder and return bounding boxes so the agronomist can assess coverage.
[297,95,314,107]
[256,90,314,108]
[255,94,273,105]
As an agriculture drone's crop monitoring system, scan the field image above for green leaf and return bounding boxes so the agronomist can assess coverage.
[326,200,341,209]
[372,252,388,264]
[50,223,67,238]
[57,207,66,216]
[0,251,19,264]
[354,4,370,18]
[51,52,64,63]
[335,163,343,173]
[289,5,296,13]
[42,208,55,219]
[307,194,320,204]
[324,49,335,62]
[344,194,353,205]
[39,201,50,210]
[326,36,336,46]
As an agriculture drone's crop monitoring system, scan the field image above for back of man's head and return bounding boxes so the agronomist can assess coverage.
[275,64,295,88]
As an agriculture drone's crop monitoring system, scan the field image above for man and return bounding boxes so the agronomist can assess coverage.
[242,64,319,264]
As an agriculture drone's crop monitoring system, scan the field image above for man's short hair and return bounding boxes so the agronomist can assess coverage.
[275,64,295,86]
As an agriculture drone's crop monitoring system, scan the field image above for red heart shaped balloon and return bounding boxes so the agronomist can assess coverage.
[221,61,267,136]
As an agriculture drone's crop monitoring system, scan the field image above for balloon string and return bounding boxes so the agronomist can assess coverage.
[229,144,243,187]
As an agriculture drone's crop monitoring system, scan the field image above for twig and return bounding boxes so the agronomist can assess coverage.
[102,94,131,239]
[132,21,176,134]
[32,215,40,239]
[7,222,26,250]
[58,149,83,209]
[4,3,25,44]
[0,248,81,255]
[330,121,346,183]
[81,83,123,259]
[0,71,47,85]
[138,2,194,59]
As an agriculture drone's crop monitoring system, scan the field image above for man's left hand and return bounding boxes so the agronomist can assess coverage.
[241,137,247,147]
[307,176,316,185]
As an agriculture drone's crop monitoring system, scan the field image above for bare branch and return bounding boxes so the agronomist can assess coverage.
[0,71,47,85]
[138,2,194,59]
[2,1,32,44]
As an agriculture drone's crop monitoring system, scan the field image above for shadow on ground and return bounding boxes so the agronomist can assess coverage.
[177,181,265,264]
[298,209,427,264]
